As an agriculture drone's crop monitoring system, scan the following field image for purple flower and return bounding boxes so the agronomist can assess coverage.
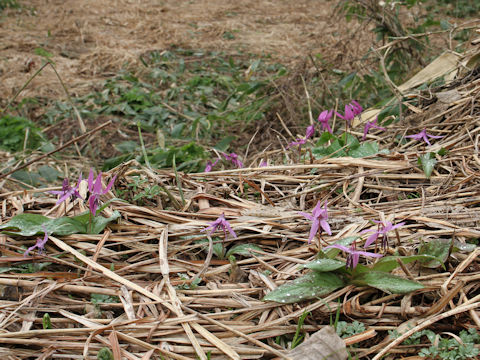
[362,117,386,140]
[87,169,116,216]
[205,158,220,172]
[336,104,355,127]
[24,225,49,257]
[317,109,333,133]
[350,100,363,116]
[305,124,315,139]
[325,243,382,269]
[222,153,243,168]
[336,101,363,127]
[287,137,308,150]
[259,160,268,167]
[405,128,443,146]
[49,174,83,205]
[361,220,405,248]
[203,213,237,239]
[299,200,332,244]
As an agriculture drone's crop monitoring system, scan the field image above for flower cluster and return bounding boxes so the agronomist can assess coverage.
[336,100,363,127]
[362,220,405,249]
[50,169,116,216]
[204,152,243,172]
[49,174,83,205]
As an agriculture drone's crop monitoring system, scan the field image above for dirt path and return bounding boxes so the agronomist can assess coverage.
[0,0,369,101]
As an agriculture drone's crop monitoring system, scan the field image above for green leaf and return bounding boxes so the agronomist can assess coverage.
[372,255,438,272]
[418,153,437,179]
[263,271,344,304]
[214,136,236,151]
[0,211,121,236]
[42,313,52,329]
[304,258,346,272]
[97,348,114,360]
[352,271,424,294]
[225,243,262,258]
[418,238,452,268]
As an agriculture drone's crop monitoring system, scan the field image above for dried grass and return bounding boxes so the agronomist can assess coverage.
[1,53,480,358]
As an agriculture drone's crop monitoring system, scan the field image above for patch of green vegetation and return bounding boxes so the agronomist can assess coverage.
[390,328,480,359]
[336,320,365,339]
[43,49,286,172]
[0,0,19,11]
[0,115,45,152]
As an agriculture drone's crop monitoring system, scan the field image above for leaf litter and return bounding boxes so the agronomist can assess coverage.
[1,36,480,360]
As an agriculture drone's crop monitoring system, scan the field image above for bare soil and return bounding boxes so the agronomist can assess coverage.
[0,0,372,101]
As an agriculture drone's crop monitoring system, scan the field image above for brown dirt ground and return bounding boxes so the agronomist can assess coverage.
[0,0,373,101]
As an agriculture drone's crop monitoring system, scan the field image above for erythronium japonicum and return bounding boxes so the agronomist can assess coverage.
[305,124,315,139]
[299,200,332,244]
[87,169,117,216]
[405,128,443,146]
[24,225,49,257]
[205,158,220,172]
[203,213,237,239]
[335,100,363,129]
[49,174,83,205]
[362,220,405,248]
[288,124,315,150]
[222,153,243,168]
[324,243,382,269]
[362,117,386,140]
[317,109,333,133]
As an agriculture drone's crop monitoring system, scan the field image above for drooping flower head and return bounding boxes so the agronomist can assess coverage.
[203,213,237,239]
[317,109,333,133]
[325,242,383,269]
[305,124,315,139]
[350,100,363,116]
[49,174,83,205]
[336,101,363,127]
[205,158,220,172]
[405,128,443,146]
[222,153,243,168]
[361,220,405,248]
[287,137,308,150]
[24,225,49,257]
[87,169,116,216]
[362,117,386,140]
[299,200,332,244]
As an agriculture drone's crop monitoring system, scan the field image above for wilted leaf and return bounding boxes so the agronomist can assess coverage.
[288,326,348,360]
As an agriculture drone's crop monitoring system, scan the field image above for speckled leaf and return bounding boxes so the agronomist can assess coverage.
[263,271,344,304]
[352,271,424,294]
[0,211,120,236]
[225,243,263,258]
[304,258,345,272]
[418,238,451,268]
[372,255,438,272]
